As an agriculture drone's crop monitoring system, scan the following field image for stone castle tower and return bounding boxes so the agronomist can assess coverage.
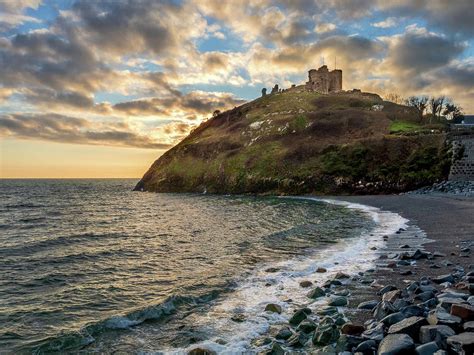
[306,65,342,93]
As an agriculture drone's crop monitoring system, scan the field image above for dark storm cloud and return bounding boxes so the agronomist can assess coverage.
[113,91,245,117]
[389,29,465,71]
[379,0,474,37]
[0,113,171,149]
[435,62,474,89]
[71,0,179,56]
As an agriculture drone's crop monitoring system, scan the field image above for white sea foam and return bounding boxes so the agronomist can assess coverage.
[165,197,409,354]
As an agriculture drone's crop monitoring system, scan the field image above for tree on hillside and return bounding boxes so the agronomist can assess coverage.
[406,96,429,121]
[443,101,464,123]
[212,109,221,117]
[429,96,445,122]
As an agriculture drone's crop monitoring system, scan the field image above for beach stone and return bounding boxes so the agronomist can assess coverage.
[408,282,421,293]
[464,321,474,332]
[383,290,401,303]
[380,312,407,326]
[415,291,436,302]
[275,327,293,340]
[338,334,364,351]
[307,286,325,299]
[422,298,438,309]
[432,274,455,284]
[265,303,282,314]
[328,296,348,307]
[289,308,310,326]
[287,331,309,347]
[316,267,327,273]
[334,272,350,279]
[415,341,439,355]
[297,319,317,333]
[378,285,398,295]
[451,303,474,321]
[400,270,413,276]
[268,342,285,355]
[439,290,469,300]
[188,348,217,355]
[393,299,410,310]
[361,323,384,342]
[433,351,447,355]
[334,289,350,297]
[299,280,312,288]
[447,332,474,354]
[317,306,338,316]
[469,296,474,305]
[378,334,415,355]
[400,305,425,317]
[355,339,377,353]
[416,285,438,294]
[374,301,397,320]
[312,324,340,346]
[265,267,279,273]
[397,260,411,266]
[419,325,456,348]
[231,314,245,322]
[388,316,427,341]
[439,297,466,311]
[341,323,364,336]
[323,279,342,288]
[427,308,462,328]
[357,300,379,310]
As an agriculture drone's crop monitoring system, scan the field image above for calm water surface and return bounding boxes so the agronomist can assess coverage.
[0,179,376,353]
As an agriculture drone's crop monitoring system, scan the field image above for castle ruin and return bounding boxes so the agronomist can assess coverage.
[306,65,342,93]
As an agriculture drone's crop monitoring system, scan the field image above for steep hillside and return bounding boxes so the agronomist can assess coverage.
[135,88,451,195]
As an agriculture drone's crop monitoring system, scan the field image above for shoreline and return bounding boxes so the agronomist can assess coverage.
[186,193,474,354]
[258,193,474,354]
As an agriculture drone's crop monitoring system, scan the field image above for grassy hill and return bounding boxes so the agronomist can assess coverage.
[135,88,451,195]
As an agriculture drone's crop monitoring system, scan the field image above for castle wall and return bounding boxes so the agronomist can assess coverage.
[306,66,342,93]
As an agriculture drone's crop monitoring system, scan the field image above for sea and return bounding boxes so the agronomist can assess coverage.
[0,179,407,354]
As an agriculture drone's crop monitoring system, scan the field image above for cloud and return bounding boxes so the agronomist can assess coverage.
[383,26,465,73]
[372,17,397,28]
[0,0,42,29]
[113,91,246,117]
[0,113,171,149]
[315,23,337,34]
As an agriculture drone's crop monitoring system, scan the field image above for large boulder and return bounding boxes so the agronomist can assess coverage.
[340,323,364,336]
[427,308,462,329]
[419,324,456,349]
[289,308,311,326]
[378,334,415,355]
[307,286,325,299]
[312,324,340,346]
[328,296,348,307]
[357,300,379,310]
[450,303,474,321]
[275,327,293,340]
[432,274,455,284]
[447,332,474,354]
[297,319,317,333]
[388,316,428,341]
[415,341,439,355]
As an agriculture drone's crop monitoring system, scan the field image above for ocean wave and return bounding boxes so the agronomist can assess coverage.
[0,232,125,257]
[21,292,219,354]
[167,197,409,354]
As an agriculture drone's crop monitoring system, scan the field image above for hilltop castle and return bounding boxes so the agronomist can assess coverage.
[306,65,342,93]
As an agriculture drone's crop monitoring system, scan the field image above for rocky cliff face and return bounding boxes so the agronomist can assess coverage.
[135,89,451,195]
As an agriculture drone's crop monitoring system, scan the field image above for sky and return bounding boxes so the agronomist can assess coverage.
[0,0,473,178]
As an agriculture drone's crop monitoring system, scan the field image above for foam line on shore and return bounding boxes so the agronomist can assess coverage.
[171,197,410,354]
